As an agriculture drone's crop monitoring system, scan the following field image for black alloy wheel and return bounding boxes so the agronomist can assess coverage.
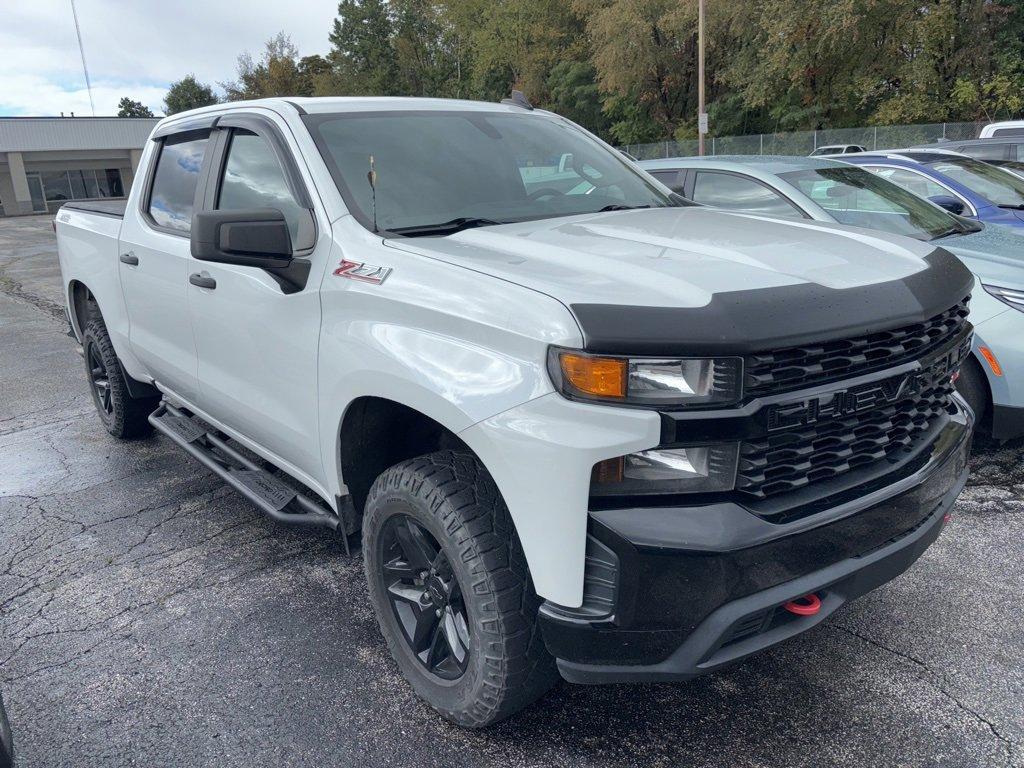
[379,513,471,680]
[87,341,114,417]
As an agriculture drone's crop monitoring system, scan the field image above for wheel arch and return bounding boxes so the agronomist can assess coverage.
[67,278,95,339]
[337,395,474,515]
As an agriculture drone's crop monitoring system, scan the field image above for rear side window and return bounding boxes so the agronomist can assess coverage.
[648,170,684,193]
[691,171,804,219]
[216,130,306,242]
[148,132,210,233]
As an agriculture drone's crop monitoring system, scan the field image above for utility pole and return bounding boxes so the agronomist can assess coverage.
[697,0,706,156]
[71,0,96,116]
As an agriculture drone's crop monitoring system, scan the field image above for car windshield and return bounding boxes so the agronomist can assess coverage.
[779,166,965,240]
[925,156,1024,207]
[303,110,688,234]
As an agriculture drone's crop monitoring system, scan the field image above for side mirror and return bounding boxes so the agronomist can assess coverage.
[927,195,966,216]
[191,208,292,268]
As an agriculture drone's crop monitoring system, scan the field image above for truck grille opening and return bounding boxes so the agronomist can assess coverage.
[737,365,956,499]
[744,298,970,398]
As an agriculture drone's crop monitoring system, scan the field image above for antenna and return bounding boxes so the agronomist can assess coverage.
[500,90,533,111]
[71,0,96,116]
[367,155,378,233]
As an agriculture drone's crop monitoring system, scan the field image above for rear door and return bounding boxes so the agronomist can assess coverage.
[118,125,214,402]
[186,114,329,488]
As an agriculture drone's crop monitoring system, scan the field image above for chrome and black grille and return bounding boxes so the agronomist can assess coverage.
[744,298,970,398]
[736,360,958,499]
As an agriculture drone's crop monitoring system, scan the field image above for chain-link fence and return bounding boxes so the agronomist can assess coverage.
[621,121,987,160]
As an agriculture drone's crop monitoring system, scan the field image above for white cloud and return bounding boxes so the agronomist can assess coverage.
[2,74,169,117]
[0,0,338,116]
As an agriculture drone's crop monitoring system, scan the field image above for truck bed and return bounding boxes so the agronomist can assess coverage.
[60,199,127,218]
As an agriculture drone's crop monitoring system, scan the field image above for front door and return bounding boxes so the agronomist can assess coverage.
[118,130,212,403]
[187,119,327,490]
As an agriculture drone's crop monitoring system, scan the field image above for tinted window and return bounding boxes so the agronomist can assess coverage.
[927,156,1024,207]
[955,143,1010,161]
[148,132,209,233]
[217,130,306,242]
[306,112,687,234]
[780,167,963,240]
[649,170,684,193]
[691,171,803,218]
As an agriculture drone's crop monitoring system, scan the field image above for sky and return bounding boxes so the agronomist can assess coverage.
[0,0,339,117]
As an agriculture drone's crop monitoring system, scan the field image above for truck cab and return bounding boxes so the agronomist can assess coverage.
[56,97,974,727]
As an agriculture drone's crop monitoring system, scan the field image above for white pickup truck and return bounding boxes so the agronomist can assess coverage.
[56,96,975,727]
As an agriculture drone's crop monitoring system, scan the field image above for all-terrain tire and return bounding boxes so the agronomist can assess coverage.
[82,311,159,439]
[363,450,559,728]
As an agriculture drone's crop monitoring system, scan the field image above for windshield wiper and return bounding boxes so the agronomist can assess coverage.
[931,226,966,240]
[598,204,652,212]
[389,217,506,237]
[998,204,1024,210]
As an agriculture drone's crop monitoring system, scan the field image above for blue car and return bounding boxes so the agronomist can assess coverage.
[640,154,1024,439]
[840,150,1024,230]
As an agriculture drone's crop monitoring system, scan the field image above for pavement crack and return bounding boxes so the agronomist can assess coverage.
[0,271,65,321]
[832,623,1015,761]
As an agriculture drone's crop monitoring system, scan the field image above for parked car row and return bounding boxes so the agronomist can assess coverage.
[640,147,1024,442]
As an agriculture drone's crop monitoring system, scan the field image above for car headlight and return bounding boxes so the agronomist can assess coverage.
[547,347,743,407]
[983,284,1024,312]
[591,445,740,497]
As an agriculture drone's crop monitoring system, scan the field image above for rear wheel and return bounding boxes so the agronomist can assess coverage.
[363,451,558,727]
[82,312,159,439]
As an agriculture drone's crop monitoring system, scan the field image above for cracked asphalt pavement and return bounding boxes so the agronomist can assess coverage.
[1,215,1021,767]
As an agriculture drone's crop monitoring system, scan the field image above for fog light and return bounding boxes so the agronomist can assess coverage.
[590,444,739,497]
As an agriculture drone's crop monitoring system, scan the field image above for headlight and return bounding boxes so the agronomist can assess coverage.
[983,284,1024,312]
[591,445,739,497]
[548,347,743,407]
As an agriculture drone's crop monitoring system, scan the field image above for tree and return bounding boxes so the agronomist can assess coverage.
[327,0,399,95]
[546,61,610,137]
[164,75,218,115]
[222,33,313,100]
[116,97,154,117]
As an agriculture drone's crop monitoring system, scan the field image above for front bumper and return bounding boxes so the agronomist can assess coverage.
[972,307,1024,439]
[540,403,972,684]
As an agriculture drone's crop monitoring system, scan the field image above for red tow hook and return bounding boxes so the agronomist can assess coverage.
[783,593,822,616]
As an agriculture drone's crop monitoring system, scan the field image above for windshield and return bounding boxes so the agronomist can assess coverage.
[304,110,687,234]
[925,156,1024,207]
[779,166,964,240]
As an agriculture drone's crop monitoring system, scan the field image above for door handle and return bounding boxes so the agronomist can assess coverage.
[119,252,139,266]
[189,273,217,289]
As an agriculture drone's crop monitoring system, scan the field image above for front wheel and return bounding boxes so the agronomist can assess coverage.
[363,451,558,727]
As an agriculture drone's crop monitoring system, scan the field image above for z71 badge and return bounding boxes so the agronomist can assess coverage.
[333,259,392,284]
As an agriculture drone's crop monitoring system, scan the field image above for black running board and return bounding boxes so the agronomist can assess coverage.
[149,402,347,538]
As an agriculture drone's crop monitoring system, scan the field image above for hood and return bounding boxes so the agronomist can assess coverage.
[387,207,974,355]
[387,207,937,308]
[940,224,1024,286]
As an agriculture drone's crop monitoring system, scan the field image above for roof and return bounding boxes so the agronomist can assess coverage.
[914,138,1022,149]
[0,116,160,153]
[151,96,544,136]
[639,154,850,174]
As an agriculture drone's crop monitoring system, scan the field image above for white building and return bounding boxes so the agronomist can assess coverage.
[0,117,159,217]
